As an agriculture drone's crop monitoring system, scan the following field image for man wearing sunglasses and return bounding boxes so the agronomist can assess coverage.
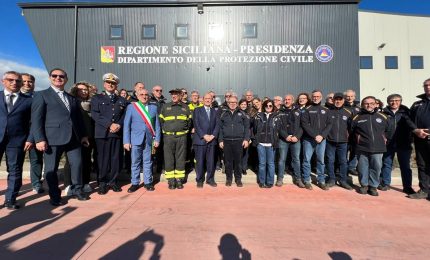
[31,68,90,206]
[1,71,33,209]
[408,78,430,200]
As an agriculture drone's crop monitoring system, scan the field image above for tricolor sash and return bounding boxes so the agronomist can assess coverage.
[132,101,155,137]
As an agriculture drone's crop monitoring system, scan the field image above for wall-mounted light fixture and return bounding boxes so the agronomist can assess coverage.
[377,43,386,50]
[197,3,204,15]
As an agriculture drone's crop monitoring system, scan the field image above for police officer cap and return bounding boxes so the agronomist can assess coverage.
[333,92,344,99]
[169,88,182,94]
[103,73,120,84]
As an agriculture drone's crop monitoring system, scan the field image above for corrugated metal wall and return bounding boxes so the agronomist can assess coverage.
[23,3,359,98]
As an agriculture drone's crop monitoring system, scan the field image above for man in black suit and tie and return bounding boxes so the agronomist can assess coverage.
[192,93,220,188]
[1,71,33,209]
[31,68,90,206]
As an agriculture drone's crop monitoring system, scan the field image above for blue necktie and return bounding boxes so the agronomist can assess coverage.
[206,108,210,120]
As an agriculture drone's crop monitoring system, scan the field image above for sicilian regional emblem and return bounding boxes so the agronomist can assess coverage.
[101,46,115,63]
[315,45,334,63]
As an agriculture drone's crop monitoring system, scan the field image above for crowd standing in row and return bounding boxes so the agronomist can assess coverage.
[1,68,430,210]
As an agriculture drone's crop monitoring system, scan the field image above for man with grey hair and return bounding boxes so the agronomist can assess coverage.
[1,71,33,209]
[245,90,254,107]
[344,89,360,176]
[273,96,283,110]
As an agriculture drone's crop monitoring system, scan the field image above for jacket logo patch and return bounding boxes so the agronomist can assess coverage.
[166,107,172,110]
[295,112,300,116]
[238,113,242,116]
[342,116,348,121]
[357,120,367,123]
[321,110,326,114]
[309,111,317,113]
[376,118,382,123]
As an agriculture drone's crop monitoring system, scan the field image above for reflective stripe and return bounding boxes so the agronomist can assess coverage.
[165,170,175,179]
[159,114,165,119]
[163,115,188,121]
[163,130,189,135]
[175,170,185,178]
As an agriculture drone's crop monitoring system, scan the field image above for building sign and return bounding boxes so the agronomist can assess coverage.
[100,44,334,64]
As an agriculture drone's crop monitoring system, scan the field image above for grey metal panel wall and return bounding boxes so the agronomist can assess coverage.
[22,8,76,88]
[24,3,359,97]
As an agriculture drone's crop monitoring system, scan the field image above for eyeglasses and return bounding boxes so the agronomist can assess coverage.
[154,89,162,92]
[182,92,187,94]
[5,78,22,83]
[424,84,430,87]
[51,74,66,79]
[266,104,273,108]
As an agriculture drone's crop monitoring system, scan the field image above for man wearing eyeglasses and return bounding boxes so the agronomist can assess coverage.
[408,78,430,199]
[351,96,389,196]
[149,85,166,175]
[0,71,33,209]
[91,73,127,195]
[31,68,90,206]
[379,94,415,194]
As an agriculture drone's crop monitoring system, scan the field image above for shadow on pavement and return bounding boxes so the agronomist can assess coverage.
[328,251,353,260]
[0,212,113,259]
[100,228,164,260]
[218,233,251,260]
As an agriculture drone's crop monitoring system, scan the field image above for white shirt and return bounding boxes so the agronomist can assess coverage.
[4,89,19,106]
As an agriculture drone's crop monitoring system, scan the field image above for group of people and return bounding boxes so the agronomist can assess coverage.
[1,68,430,210]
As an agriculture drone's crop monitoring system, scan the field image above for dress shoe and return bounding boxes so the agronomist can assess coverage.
[327,180,336,188]
[236,180,243,187]
[168,180,176,190]
[358,186,368,195]
[196,182,204,188]
[111,184,122,192]
[4,201,20,210]
[402,187,416,195]
[368,187,379,196]
[98,185,109,195]
[408,189,428,199]
[206,181,217,187]
[33,187,45,194]
[304,182,313,190]
[225,180,232,187]
[83,184,93,193]
[176,179,184,189]
[317,182,329,191]
[72,192,89,201]
[144,184,155,191]
[49,199,64,207]
[128,184,139,193]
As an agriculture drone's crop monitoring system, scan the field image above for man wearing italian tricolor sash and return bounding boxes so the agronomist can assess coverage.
[123,88,161,192]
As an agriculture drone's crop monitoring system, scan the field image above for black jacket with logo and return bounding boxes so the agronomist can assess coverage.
[300,103,332,139]
[219,108,250,142]
[252,112,278,148]
[326,104,352,143]
[382,105,415,150]
[276,107,303,142]
[410,93,430,131]
[351,109,389,153]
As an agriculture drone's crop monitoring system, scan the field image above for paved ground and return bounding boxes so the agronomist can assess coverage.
[1,164,429,259]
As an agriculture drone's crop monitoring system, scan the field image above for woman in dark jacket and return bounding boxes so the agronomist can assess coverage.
[239,99,252,175]
[252,99,278,188]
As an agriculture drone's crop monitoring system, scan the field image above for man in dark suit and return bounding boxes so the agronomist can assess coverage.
[1,71,33,209]
[91,73,127,194]
[193,93,220,188]
[31,68,90,206]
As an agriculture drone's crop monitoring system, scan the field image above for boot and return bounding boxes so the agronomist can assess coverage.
[176,179,184,189]
[168,179,176,190]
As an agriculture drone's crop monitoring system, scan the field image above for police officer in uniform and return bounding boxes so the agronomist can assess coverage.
[91,73,127,194]
[159,88,192,189]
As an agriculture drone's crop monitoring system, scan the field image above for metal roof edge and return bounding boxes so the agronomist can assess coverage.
[18,0,360,8]
[359,9,430,19]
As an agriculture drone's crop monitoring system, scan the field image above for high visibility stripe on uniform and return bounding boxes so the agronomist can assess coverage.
[163,115,188,121]
[165,170,175,179]
[163,130,189,135]
[159,114,165,119]
[175,170,185,178]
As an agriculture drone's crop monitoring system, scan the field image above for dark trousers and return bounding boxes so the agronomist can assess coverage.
[415,138,430,193]
[29,147,44,189]
[194,144,216,183]
[223,140,243,182]
[44,138,82,202]
[1,138,25,203]
[96,138,121,186]
[81,142,93,185]
[163,134,187,179]
[326,141,348,183]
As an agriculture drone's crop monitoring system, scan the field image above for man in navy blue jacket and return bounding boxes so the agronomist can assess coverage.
[31,68,89,206]
[193,93,220,188]
[1,71,33,209]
